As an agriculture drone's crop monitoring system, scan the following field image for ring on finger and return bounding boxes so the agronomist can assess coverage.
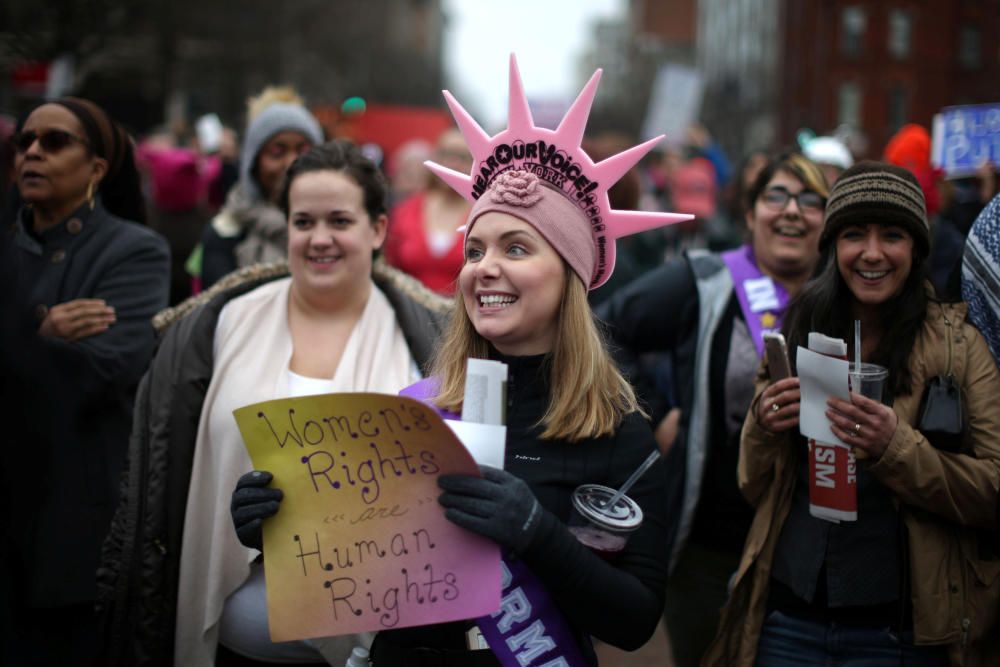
[853,423,862,436]
[771,402,781,413]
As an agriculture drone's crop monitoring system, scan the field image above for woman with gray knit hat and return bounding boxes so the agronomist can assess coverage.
[200,86,324,288]
[705,161,1000,666]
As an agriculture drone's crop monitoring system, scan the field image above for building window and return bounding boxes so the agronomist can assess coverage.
[959,25,981,68]
[838,82,862,127]
[888,9,912,59]
[888,86,908,132]
[841,6,867,57]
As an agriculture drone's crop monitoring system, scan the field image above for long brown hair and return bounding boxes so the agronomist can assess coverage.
[431,265,642,441]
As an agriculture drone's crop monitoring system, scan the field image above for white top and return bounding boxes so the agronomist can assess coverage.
[286,369,339,396]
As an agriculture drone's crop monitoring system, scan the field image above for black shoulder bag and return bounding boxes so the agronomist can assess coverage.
[916,312,965,452]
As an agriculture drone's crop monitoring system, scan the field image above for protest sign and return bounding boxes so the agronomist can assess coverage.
[640,64,704,146]
[233,393,501,641]
[932,103,1000,177]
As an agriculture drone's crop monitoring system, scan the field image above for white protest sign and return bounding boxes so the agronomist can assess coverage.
[640,65,704,146]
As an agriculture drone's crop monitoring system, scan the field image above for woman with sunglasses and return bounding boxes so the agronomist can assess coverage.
[4,97,169,665]
[598,153,829,667]
[705,163,1000,666]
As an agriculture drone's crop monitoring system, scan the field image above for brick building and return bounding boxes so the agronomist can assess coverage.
[699,0,1000,159]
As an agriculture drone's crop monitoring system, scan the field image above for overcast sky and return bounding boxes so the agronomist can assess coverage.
[441,0,624,133]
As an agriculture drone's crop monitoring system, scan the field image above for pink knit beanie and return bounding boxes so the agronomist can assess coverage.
[466,170,595,286]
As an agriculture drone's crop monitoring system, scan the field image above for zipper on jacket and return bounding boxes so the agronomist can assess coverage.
[960,617,970,649]
[123,397,151,665]
[943,312,954,378]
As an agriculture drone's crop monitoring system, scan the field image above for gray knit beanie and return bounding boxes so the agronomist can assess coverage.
[821,160,930,258]
[239,102,324,201]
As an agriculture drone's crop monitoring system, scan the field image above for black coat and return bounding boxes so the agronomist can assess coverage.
[3,201,169,607]
[96,261,450,667]
[376,352,669,665]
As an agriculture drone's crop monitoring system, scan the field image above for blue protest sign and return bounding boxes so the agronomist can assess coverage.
[932,103,1000,177]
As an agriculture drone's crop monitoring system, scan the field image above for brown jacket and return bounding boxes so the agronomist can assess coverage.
[704,301,1000,666]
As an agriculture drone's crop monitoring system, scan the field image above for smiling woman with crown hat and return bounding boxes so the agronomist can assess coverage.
[230,55,692,666]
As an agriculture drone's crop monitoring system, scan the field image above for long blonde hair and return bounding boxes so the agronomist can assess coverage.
[431,265,642,441]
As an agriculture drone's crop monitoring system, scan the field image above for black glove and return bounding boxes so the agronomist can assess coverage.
[437,465,544,555]
[231,470,283,551]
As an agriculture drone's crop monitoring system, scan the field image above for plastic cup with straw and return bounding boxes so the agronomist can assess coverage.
[568,450,659,558]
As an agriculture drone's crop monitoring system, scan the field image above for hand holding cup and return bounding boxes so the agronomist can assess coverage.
[826,393,898,460]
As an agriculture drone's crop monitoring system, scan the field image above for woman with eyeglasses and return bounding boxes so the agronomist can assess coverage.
[4,97,169,665]
[597,153,829,667]
[198,86,324,290]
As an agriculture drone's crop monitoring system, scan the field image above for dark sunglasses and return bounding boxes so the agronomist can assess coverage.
[11,128,89,154]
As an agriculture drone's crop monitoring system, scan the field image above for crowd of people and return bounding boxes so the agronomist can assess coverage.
[1,57,999,667]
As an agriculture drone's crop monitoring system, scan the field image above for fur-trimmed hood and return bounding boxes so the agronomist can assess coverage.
[154,258,452,333]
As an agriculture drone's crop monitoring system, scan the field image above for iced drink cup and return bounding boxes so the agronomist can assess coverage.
[568,484,643,559]
[848,362,888,460]
[849,362,888,403]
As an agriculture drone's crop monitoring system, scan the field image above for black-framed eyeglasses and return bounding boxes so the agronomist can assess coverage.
[761,186,825,213]
[11,128,89,154]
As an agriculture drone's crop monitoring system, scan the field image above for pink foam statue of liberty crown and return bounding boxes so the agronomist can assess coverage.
[425,54,694,289]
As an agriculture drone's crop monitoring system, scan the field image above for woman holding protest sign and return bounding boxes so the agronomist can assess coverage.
[231,56,689,665]
[96,139,450,667]
[596,152,828,667]
[705,162,1000,666]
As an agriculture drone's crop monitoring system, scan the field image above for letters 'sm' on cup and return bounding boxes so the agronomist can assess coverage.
[568,484,642,560]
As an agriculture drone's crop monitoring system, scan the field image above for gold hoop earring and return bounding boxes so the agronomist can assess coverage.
[86,181,96,210]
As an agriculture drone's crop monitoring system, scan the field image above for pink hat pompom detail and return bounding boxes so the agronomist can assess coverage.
[489,170,544,207]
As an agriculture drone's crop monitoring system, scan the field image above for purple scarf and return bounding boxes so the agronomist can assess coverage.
[720,245,791,358]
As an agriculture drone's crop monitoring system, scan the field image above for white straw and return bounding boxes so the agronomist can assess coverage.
[604,449,661,509]
[854,319,861,374]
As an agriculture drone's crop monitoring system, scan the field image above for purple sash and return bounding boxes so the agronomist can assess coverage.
[400,379,588,667]
[720,245,790,358]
